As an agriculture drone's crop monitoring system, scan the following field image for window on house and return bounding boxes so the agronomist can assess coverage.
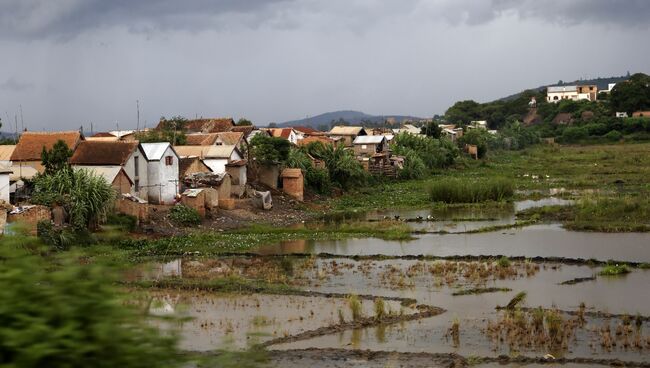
[134,156,139,176]
[135,179,140,192]
[165,156,173,165]
[361,144,367,149]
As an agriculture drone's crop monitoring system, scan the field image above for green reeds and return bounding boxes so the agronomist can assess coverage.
[428,177,514,204]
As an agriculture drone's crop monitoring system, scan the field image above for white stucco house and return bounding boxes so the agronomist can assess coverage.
[546,85,598,103]
[174,145,243,174]
[141,142,180,205]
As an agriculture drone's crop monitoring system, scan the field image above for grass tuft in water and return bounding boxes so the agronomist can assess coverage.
[348,294,362,321]
[599,263,631,276]
[428,177,513,204]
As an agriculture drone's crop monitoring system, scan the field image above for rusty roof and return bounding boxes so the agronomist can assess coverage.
[186,133,219,146]
[11,131,83,161]
[231,126,254,135]
[297,135,335,146]
[216,131,244,145]
[179,157,212,175]
[293,126,321,135]
[70,141,140,166]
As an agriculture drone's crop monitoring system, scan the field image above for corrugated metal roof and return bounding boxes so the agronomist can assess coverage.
[141,142,173,161]
[73,165,131,184]
[0,145,16,161]
[353,135,386,144]
[329,126,365,136]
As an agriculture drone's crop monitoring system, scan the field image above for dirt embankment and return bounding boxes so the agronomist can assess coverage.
[142,185,321,236]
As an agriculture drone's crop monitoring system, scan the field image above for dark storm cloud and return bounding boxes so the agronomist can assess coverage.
[0,0,293,39]
[1,0,648,41]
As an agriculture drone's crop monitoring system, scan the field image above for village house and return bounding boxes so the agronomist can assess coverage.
[70,141,148,199]
[141,142,180,205]
[268,128,300,145]
[11,131,84,173]
[469,120,488,129]
[328,126,367,147]
[174,145,243,174]
[352,135,388,156]
[546,85,598,103]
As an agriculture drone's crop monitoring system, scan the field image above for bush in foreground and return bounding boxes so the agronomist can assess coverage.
[428,177,514,203]
[0,236,181,367]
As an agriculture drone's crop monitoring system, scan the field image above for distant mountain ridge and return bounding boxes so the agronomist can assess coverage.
[497,74,631,102]
[277,110,423,129]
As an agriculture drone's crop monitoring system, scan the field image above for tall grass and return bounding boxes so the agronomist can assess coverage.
[428,177,514,204]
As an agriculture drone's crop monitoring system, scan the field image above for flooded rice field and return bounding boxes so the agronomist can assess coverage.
[258,224,650,262]
[147,291,412,351]
[138,197,649,365]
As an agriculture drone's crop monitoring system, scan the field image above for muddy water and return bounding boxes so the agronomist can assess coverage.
[273,258,650,362]
[147,291,409,351]
[258,224,650,262]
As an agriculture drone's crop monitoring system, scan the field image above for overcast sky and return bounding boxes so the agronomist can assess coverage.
[0,0,649,132]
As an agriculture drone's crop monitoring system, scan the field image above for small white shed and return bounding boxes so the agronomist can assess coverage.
[141,142,180,205]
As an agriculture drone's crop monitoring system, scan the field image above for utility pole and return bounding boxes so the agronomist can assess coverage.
[19,104,24,132]
[14,114,18,142]
[136,100,140,132]
[91,122,94,136]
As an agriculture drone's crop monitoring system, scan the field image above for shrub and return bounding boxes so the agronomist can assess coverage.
[0,237,181,367]
[496,256,511,268]
[305,167,332,194]
[398,149,427,179]
[392,133,458,169]
[307,143,367,189]
[604,130,623,142]
[457,129,493,158]
[168,205,201,226]
[599,263,631,276]
[560,126,588,143]
[428,177,513,203]
[31,168,116,230]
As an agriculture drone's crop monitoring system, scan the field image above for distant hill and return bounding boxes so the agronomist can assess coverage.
[497,74,631,102]
[277,110,423,129]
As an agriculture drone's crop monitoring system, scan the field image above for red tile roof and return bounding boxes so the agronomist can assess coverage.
[269,128,294,139]
[231,126,254,135]
[11,131,83,161]
[70,141,139,166]
[92,132,116,137]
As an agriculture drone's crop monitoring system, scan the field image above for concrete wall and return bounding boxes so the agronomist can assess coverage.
[13,161,44,173]
[115,199,149,225]
[0,173,9,203]
[225,165,247,197]
[258,164,279,189]
[122,147,149,200]
[146,146,179,204]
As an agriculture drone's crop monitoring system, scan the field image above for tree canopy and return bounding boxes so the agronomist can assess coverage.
[41,140,73,175]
